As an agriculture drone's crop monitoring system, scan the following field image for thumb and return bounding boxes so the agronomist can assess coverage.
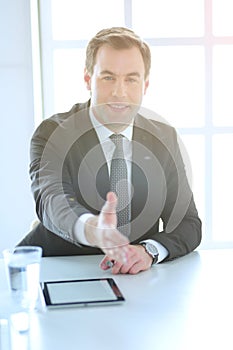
[102,192,118,214]
[99,192,118,228]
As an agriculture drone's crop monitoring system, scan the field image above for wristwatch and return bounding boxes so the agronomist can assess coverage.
[140,242,159,265]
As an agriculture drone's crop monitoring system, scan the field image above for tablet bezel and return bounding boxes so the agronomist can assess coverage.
[41,278,125,308]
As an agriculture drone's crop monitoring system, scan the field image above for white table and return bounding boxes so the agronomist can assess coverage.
[1,250,233,350]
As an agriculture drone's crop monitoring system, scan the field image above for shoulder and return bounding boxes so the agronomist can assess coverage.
[39,100,90,128]
[134,112,178,148]
[32,100,91,141]
[49,100,90,125]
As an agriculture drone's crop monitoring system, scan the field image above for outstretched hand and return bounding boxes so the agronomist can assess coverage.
[84,192,130,263]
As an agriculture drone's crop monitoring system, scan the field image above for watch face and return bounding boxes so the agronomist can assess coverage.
[146,243,158,256]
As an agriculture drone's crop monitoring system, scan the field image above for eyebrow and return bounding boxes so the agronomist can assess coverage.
[100,70,141,78]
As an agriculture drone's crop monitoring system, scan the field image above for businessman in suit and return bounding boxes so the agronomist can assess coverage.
[18,27,202,274]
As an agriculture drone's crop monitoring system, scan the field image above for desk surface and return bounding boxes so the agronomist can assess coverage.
[1,249,233,350]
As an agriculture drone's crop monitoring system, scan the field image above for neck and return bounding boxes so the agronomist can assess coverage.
[105,123,129,133]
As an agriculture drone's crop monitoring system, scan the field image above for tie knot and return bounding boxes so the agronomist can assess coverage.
[110,133,124,147]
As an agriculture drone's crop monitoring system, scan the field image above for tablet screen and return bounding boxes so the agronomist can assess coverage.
[41,278,125,308]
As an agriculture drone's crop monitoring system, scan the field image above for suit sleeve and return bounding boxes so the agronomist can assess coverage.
[150,127,202,260]
[30,119,91,246]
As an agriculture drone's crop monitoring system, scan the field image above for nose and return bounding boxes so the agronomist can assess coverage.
[112,79,126,98]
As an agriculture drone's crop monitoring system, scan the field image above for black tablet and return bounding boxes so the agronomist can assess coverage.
[41,278,125,308]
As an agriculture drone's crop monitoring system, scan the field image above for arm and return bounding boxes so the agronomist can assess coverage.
[149,127,202,260]
[30,118,92,245]
[30,117,130,259]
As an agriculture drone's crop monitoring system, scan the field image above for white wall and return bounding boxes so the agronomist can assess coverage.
[0,0,36,255]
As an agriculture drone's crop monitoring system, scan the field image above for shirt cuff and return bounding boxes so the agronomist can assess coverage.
[73,213,95,246]
[140,239,169,263]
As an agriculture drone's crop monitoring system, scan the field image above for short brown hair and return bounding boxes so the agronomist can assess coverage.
[85,27,151,79]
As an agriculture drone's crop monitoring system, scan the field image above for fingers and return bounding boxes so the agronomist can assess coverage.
[99,227,129,249]
[86,217,130,263]
[99,192,130,261]
[87,192,131,264]
[106,259,142,275]
[110,247,141,274]
[100,256,115,270]
[100,245,153,275]
[102,240,130,264]
[85,191,129,254]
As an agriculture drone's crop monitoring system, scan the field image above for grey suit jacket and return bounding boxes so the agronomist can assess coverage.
[18,100,201,258]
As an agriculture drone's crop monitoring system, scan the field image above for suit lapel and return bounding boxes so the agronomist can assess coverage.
[75,110,110,207]
[131,121,150,222]
[130,116,166,240]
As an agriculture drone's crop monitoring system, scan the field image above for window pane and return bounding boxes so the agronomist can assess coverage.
[213,0,233,36]
[51,0,125,40]
[213,46,233,126]
[132,0,204,38]
[143,46,205,128]
[212,135,233,241]
[53,49,89,113]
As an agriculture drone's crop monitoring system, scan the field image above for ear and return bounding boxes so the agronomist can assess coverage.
[84,68,91,91]
[143,79,149,95]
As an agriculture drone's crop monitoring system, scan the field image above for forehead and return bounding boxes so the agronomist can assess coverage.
[94,44,145,75]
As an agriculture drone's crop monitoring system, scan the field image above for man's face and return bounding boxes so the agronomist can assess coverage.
[84,45,149,131]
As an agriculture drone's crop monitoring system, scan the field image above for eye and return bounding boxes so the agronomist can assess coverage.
[126,77,138,83]
[103,76,114,81]
[128,78,136,83]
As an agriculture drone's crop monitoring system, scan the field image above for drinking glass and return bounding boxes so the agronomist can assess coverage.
[3,246,42,311]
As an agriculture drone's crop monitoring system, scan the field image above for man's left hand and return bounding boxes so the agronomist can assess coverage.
[100,244,153,274]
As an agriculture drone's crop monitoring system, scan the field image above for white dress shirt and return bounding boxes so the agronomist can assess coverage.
[74,112,168,263]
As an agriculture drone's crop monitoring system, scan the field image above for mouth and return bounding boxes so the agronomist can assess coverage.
[107,103,130,112]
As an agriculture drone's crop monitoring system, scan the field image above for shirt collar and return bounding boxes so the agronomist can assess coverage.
[89,110,133,143]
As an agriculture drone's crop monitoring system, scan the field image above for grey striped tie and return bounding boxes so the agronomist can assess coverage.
[110,134,130,236]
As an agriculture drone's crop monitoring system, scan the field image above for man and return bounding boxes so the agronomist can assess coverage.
[18,27,202,274]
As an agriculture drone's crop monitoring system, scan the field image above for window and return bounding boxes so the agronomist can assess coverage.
[32,0,233,248]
